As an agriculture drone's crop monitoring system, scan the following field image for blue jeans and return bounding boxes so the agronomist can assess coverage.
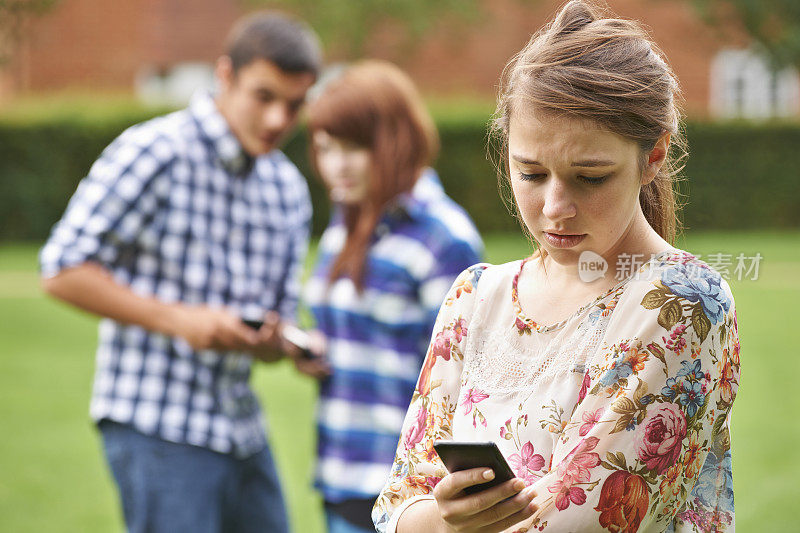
[99,420,289,533]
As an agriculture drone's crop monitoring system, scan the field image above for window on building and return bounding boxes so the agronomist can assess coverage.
[136,62,215,107]
[710,48,800,119]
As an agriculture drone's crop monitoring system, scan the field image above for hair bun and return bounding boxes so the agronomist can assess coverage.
[551,0,599,36]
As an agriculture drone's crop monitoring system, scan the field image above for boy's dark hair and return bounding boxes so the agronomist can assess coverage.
[225,12,322,76]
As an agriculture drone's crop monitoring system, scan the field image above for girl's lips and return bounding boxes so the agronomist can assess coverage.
[543,232,586,248]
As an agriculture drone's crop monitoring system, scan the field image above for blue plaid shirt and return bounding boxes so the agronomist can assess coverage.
[40,91,311,457]
[304,170,483,501]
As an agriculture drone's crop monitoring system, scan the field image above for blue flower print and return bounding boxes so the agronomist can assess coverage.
[692,450,734,512]
[599,361,633,388]
[392,459,410,479]
[662,377,681,400]
[468,264,485,286]
[588,306,602,325]
[677,359,705,381]
[661,266,731,324]
[678,380,705,417]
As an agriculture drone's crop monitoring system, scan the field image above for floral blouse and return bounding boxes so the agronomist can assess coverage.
[372,249,739,533]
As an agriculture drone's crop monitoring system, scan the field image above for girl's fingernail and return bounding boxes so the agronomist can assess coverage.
[483,469,495,480]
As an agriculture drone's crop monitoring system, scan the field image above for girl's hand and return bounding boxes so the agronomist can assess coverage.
[432,468,538,533]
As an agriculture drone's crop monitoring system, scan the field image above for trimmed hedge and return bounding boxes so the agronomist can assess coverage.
[680,122,800,230]
[1,108,798,242]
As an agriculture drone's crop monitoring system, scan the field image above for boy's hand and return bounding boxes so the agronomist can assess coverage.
[169,305,259,351]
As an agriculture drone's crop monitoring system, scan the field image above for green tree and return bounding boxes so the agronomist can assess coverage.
[249,0,483,57]
[690,0,800,69]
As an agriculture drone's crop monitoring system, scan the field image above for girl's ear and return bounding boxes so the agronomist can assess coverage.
[642,131,671,185]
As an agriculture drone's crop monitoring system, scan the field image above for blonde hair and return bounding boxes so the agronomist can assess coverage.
[492,0,686,243]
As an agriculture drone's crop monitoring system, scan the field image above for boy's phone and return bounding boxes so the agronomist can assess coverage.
[241,319,317,360]
[433,441,516,494]
[242,319,265,330]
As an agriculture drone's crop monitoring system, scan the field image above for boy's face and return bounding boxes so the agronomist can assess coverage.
[216,57,315,156]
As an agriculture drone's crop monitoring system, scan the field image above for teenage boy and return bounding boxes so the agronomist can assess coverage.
[40,12,321,532]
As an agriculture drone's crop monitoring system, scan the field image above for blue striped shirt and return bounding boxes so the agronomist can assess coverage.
[304,170,482,502]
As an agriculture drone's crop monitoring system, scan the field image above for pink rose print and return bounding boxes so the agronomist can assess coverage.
[635,402,687,474]
[579,408,604,437]
[508,441,545,484]
[460,388,489,415]
[404,405,428,450]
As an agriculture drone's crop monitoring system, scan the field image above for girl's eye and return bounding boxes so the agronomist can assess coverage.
[518,172,547,181]
[578,174,609,185]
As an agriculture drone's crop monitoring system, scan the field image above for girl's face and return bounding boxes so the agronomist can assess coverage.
[508,109,657,266]
[312,130,371,204]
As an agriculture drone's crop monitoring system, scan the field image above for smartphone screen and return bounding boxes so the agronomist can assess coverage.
[281,324,317,360]
[433,441,516,494]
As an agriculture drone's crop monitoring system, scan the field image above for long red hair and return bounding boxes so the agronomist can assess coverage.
[307,60,439,289]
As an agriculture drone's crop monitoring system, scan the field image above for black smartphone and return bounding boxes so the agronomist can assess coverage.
[433,441,516,494]
[241,319,317,360]
[242,319,264,330]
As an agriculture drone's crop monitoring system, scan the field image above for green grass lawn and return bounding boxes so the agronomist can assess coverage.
[0,230,797,532]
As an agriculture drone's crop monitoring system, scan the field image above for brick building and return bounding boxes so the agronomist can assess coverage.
[3,0,798,119]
